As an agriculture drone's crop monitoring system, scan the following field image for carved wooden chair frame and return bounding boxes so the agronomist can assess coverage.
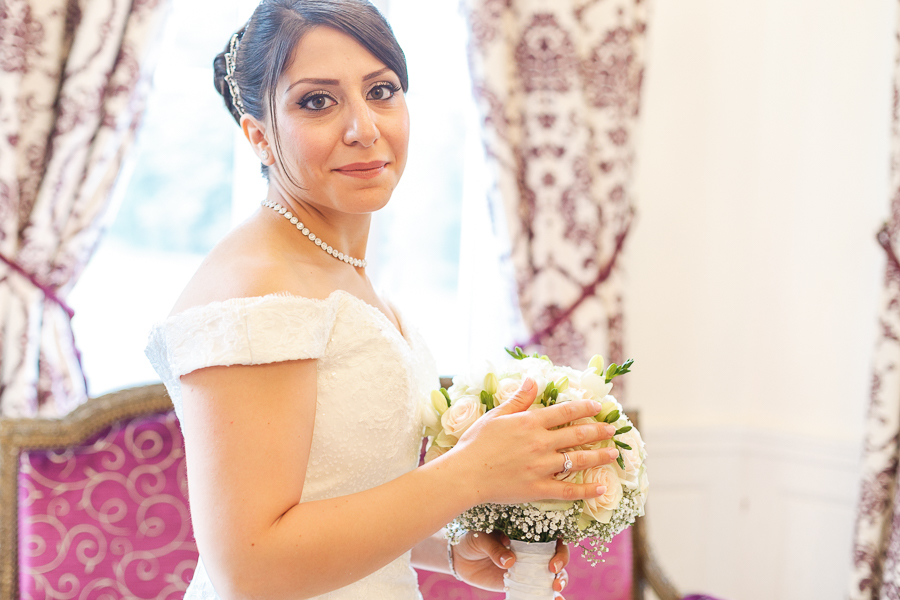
[0,382,680,600]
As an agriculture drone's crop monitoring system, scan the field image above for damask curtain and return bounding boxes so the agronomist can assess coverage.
[851,2,900,596]
[463,0,647,372]
[0,0,170,417]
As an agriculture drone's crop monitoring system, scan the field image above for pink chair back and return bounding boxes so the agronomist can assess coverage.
[417,528,633,599]
[17,410,198,599]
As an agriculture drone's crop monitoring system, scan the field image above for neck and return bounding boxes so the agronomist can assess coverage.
[264,185,371,264]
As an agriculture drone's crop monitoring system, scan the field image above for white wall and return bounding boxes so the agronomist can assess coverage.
[627,1,896,598]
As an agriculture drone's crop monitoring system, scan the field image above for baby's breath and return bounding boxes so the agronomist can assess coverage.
[446,489,644,565]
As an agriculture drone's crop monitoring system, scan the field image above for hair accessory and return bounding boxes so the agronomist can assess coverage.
[224,31,246,116]
[261,200,367,268]
[448,540,463,580]
[560,452,573,476]
[261,149,269,161]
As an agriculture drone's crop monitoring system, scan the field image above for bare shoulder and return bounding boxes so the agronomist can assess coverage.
[169,213,335,317]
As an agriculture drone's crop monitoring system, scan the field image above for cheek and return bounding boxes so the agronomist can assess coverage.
[386,108,410,171]
[278,118,333,175]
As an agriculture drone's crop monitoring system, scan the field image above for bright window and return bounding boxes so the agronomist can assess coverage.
[69,0,516,395]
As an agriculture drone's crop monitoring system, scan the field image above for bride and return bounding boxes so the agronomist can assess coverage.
[145,1,620,598]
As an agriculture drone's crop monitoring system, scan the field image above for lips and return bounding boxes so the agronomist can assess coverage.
[334,161,388,179]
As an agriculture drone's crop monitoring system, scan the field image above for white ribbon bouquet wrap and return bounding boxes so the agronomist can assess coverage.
[422,349,648,600]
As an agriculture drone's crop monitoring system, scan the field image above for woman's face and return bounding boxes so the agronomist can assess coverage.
[269,26,409,216]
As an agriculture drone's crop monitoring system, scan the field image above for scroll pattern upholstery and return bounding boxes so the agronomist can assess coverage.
[417,529,632,600]
[17,410,197,599]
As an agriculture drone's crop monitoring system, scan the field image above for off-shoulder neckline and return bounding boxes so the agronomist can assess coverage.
[160,289,408,341]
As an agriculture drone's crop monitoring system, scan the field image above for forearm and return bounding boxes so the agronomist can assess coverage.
[214,454,475,599]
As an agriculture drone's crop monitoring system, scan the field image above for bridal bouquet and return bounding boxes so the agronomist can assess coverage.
[421,349,647,598]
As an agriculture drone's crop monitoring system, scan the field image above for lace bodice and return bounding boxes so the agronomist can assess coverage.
[145,290,437,600]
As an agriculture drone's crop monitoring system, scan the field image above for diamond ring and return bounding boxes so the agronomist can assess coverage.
[560,452,573,476]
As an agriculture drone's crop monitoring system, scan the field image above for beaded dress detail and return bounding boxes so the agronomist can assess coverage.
[145,290,437,600]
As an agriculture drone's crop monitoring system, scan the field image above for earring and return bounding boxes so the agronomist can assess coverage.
[261,149,269,161]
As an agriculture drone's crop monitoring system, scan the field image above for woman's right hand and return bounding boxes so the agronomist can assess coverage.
[447,377,620,506]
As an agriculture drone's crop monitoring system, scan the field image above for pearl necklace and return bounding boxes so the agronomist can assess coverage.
[261,200,367,268]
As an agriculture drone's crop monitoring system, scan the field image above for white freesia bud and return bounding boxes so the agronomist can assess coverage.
[431,390,449,415]
[484,372,499,395]
[433,430,457,448]
[596,400,620,422]
[580,371,613,399]
[420,396,442,437]
[588,354,605,373]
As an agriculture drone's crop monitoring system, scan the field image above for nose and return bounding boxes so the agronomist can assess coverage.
[343,98,380,147]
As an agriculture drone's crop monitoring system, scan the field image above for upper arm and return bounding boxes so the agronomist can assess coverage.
[179,358,318,580]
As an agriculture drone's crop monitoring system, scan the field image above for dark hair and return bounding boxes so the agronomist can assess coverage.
[213,0,408,181]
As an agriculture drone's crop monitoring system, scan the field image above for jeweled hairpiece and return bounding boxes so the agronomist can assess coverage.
[224,31,246,116]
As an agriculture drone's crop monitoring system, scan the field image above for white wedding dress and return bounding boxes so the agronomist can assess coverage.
[145,290,437,600]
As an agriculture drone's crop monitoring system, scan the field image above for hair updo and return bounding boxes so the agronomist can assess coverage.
[212,0,409,179]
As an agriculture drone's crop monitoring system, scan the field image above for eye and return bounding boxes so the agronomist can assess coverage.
[299,92,337,111]
[367,82,400,101]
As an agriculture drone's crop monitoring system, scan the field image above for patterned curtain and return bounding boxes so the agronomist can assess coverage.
[851,2,900,597]
[463,0,647,371]
[0,0,170,417]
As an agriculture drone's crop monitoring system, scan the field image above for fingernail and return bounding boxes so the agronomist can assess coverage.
[608,448,620,460]
[560,578,567,591]
[596,485,607,495]
[552,559,562,573]
[603,424,616,436]
[520,378,535,392]
[501,554,514,567]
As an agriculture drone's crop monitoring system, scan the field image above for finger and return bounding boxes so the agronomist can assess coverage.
[491,378,537,416]
[537,399,603,429]
[553,568,569,594]
[540,480,608,501]
[549,539,570,574]
[552,447,619,476]
[473,531,516,569]
[553,421,616,450]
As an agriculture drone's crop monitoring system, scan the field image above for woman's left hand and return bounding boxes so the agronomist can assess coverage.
[452,531,569,596]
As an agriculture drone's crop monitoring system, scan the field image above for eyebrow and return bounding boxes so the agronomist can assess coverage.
[284,67,393,95]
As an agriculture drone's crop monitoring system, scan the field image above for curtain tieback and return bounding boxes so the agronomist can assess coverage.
[517,220,632,349]
[0,252,75,319]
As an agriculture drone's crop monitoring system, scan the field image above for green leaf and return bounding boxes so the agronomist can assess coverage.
[550,389,559,401]
[615,426,632,435]
[440,388,451,408]
[504,346,531,360]
[616,455,625,470]
[614,440,632,450]
[604,410,620,424]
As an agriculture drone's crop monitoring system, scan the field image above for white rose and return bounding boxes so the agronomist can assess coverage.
[613,426,646,489]
[441,396,485,439]
[581,464,624,523]
[493,377,523,405]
